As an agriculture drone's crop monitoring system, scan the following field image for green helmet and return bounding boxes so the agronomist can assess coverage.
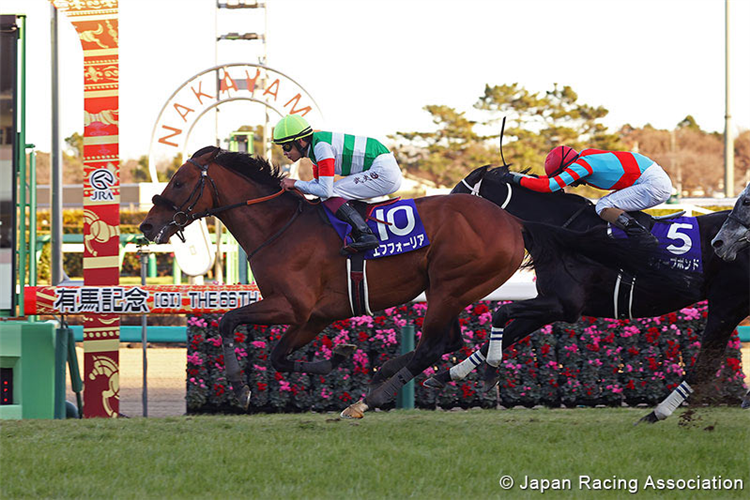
[272,115,313,144]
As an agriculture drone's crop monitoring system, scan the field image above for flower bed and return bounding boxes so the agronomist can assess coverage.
[186,301,747,413]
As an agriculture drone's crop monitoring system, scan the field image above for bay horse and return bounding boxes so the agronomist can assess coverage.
[139,147,664,418]
[427,164,750,421]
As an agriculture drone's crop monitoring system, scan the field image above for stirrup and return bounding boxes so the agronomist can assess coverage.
[341,235,379,256]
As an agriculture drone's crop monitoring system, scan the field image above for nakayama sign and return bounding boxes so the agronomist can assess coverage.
[148,63,323,180]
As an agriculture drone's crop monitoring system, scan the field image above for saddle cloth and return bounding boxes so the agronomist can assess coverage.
[323,198,430,259]
[609,215,703,273]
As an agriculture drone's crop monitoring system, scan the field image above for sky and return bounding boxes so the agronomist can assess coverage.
[2,0,749,164]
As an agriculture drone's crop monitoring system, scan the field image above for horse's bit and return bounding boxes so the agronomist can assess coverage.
[157,157,300,257]
[156,158,221,242]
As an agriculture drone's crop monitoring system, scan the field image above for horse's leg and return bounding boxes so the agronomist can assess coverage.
[638,294,748,424]
[342,307,462,418]
[269,319,356,375]
[341,310,459,418]
[425,297,572,389]
[368,317,463,394]
[218,296,295,405]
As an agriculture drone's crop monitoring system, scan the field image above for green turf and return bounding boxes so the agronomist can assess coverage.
[1,408,748,499]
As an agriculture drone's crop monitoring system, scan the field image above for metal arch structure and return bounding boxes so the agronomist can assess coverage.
[147,62,324,183]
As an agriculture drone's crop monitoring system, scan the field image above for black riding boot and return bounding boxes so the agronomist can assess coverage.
[336,202,379,254]
[614,213,659,248]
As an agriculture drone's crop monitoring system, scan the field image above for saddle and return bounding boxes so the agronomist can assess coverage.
[317,197,401,226]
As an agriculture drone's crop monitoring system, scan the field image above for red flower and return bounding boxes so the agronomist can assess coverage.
[322,336,333,348]
[339,392,352,402]
[257,382,267,391]
[460,383,475,398]
[626,380,635,390]
[211,320,219,328]
[726,358,741,371]
[358,331,369,342]
[627,347,640,356]
[473,303,490,315]
[234,331,246,343]
[274,372,284,381]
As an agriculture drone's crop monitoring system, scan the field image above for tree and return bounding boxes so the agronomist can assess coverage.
[62,132,84,183]
[390,83,622,187]
[474,83,622,174]
[390,105,495,187]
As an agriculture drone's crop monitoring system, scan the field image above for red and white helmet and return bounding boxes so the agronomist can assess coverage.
[544,146,579,177]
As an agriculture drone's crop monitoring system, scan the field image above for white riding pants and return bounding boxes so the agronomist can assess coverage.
[330,153,403,200]
[595,163,673,215]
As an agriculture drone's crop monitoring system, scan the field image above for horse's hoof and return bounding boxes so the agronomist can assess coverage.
[481,376,500,393]
[423,376,445,389]
[333,343,357,358]
[635,411,659,425]
[340,399,369,419]
[742,391,750,409]
[237,385,252,411]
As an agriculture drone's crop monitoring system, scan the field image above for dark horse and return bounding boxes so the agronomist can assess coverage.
[427,164,750,421]
[711,182,750,409]
[139,147,662,418]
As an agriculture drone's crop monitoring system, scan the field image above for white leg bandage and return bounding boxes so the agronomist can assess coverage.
[654,381,694,420]
[449,350,486,381]
[486,327,504,367]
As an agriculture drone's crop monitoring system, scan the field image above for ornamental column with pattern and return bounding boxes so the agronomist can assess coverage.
[52,0,120,418]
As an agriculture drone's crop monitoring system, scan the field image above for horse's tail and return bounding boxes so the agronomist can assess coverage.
[520,221,688,287]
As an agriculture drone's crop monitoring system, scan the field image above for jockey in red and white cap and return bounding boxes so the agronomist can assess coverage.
[506,146,673,247]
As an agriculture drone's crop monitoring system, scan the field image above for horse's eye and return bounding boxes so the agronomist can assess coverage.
[174,181,183,189]
[742,198,750,206]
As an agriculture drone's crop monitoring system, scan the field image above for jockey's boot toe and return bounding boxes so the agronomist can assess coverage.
[343,234,379,253]
[627,226,659,249]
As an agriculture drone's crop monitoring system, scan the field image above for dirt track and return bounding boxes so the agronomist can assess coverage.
[67,346,186,418]
[68,344,750,418]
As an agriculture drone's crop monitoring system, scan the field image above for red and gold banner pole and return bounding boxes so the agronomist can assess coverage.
[52,0,120,417]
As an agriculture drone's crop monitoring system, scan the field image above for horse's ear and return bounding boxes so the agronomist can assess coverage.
[478,164,490,181]
[207,146,222,162]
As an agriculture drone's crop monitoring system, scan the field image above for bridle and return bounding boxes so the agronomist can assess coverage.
[155,156,300,258]
[725,212,750,235]
[153,158,223,242]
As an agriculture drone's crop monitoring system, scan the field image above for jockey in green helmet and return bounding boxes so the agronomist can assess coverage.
[272,115,403,255]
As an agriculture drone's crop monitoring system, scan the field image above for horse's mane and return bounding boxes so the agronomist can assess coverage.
[192,145,285,186]
[485,164,592,209]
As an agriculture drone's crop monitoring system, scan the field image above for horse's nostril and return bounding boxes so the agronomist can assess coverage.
[712,239,723,248]
[139,223,151,233]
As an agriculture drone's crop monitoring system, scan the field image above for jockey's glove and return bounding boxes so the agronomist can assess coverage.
[505,172,526,185]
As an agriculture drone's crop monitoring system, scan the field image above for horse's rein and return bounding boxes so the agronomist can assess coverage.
[165,157,312,255]
[461,172,589,228]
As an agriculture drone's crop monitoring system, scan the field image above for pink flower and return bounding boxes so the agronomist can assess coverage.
[251,340,267,349]
[187,353,203,366]
[205,337,222,347]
